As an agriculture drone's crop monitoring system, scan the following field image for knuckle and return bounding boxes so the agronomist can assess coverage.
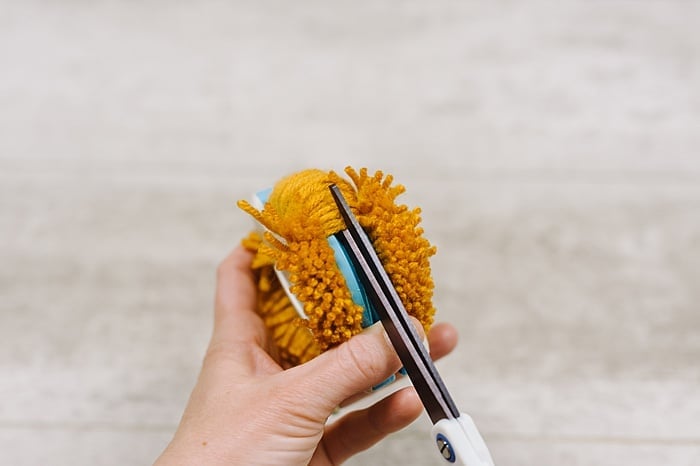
[203,340,243,367]
[335,334,387,382]
[203,341,229,367]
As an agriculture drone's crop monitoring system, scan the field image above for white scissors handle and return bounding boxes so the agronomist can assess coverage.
[431,413,495,465]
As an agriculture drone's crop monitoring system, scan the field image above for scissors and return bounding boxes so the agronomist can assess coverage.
[329,184,495,466]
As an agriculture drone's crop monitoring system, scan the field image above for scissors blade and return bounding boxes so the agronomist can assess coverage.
[329,184,460,424]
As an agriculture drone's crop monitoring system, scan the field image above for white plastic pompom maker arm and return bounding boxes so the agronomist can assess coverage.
[329,185,495,466]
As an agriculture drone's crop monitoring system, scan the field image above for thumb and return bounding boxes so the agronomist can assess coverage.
[288,318,424,414]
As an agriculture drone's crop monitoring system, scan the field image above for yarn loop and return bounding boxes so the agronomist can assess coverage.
[238,167,437,367]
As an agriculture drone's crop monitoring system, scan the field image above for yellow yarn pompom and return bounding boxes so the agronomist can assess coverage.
[238,167,437,367]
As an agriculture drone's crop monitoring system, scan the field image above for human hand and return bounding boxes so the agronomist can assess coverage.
[155,246,458,466]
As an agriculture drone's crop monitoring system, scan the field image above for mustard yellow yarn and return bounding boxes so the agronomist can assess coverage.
[238,167,437,367]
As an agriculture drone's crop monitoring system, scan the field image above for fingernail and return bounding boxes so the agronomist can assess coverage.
[409,316,425,340]
[364,321,385,333]
[362,321,394,348]
[364,319,427,350]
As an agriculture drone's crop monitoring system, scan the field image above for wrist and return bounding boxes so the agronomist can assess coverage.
[154,432,232,466]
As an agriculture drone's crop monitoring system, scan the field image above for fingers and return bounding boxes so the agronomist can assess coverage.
[314,322,458,463]
[288,318,425,415]
[211,246,267,348]
[320,387,423,465]
[427,322,459,361]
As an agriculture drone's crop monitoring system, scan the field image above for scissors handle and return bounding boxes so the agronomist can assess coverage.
[431,413,495,466]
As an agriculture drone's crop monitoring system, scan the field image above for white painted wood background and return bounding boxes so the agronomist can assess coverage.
[1,1,698,465]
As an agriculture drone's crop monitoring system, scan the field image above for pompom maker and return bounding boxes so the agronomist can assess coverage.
[251,187,407,392]
[248,184,495,465]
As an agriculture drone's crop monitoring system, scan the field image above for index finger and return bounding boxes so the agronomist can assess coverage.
[211,246,267,346]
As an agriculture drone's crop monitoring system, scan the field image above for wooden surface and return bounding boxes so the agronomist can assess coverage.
[1,2,699,465]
